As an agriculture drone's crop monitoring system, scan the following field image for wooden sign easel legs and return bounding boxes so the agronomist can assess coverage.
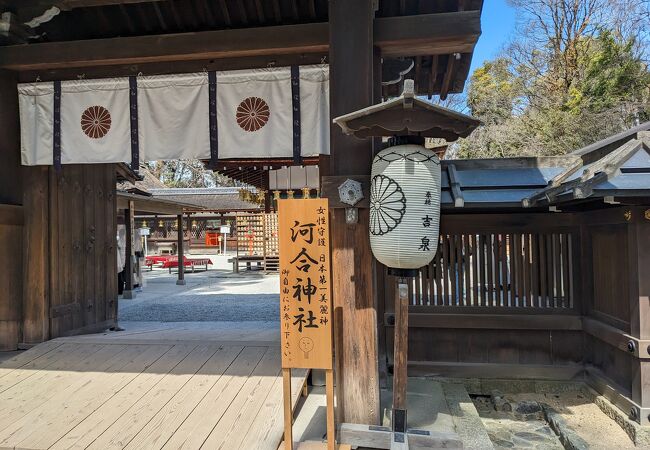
[283,368,336,450]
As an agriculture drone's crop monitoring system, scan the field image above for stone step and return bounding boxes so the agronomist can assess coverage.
[441,381,495,449]
[379,377,494,449]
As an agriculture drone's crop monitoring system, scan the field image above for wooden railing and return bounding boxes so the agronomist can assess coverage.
[382,214,583,312]
[405,231,577,310]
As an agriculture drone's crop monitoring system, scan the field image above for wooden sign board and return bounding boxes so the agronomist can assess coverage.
[278,198,333,370]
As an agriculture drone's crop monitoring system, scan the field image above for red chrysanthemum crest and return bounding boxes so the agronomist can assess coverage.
[81,105,112,139]
[236,97,270,132]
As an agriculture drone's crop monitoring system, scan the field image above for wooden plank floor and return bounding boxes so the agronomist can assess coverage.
[0,325,306,450]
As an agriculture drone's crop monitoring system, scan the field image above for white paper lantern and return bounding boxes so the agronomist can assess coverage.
[369,143,441,270]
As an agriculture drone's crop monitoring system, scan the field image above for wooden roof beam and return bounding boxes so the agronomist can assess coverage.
[0,21,330,69]
[0,11,480,70]
[376,10,481,58]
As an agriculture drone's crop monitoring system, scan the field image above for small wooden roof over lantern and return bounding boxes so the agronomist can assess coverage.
[333,79,480,141]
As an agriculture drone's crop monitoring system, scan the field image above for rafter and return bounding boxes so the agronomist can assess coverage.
[152,2,167,30]
[218,0,231,27]
[118,4,136,33]
[307,0,316,19]
[253,0,265,24]
[238,1,249,25]
[414,56,421,93]
[440,53,457,100]
[201,1,216,26]
[271,0,282,23]
[290,0,299,21]
[135,3,152,32]
[428,55,438,98]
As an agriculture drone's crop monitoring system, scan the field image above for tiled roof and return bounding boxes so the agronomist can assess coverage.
[149,188,261,212]
[438,122,650,210]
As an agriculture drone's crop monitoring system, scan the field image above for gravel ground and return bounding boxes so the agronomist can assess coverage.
[473,390,636,450]
[510,391,635,450]
[119,255,280,322]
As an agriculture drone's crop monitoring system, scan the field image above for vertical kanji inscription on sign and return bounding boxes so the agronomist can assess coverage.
[279,198,333,370]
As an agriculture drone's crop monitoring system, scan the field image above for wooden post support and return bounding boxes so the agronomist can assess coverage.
[176,213,185,285]
[328,0,380,425]
[392,281,409,437]
[629,209,650,421]
[283,368,293,450]
[123,201,136,299]
[326,369,336,450]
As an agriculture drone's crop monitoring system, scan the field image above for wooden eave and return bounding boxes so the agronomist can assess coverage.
[0,0,482,97]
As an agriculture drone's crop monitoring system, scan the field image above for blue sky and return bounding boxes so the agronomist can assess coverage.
[469,0,517,75]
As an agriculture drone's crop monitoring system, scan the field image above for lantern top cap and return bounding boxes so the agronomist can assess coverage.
[333,79,481,141]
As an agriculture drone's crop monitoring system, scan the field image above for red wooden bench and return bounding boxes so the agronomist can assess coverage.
[145,255,172,271]
[162,256,213,273]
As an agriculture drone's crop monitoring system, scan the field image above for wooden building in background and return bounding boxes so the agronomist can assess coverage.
[140,187,262,254]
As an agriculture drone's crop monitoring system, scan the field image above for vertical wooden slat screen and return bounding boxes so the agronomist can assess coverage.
[398,229,577,310]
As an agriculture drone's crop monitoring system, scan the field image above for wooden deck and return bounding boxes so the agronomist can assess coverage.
[0,323,306,450]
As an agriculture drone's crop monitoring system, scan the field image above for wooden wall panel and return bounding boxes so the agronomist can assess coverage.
[386,326,584,377]
[49,164,117,338]
[590,225,630,328]
[585,334,634,396]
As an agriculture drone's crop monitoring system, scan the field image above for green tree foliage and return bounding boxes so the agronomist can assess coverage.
[467,57,522,124]
[456,0,650,159]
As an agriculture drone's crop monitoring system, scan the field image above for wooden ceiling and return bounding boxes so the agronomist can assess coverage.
[0,0,483,99]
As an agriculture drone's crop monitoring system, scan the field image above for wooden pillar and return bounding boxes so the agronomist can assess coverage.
[263,171,272,213]
[328,0,380,424]
[629,207,650,419]
[0,70,27,350]
[176,214,186,285]
[186,213,192,253]
[123,202,135,299]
